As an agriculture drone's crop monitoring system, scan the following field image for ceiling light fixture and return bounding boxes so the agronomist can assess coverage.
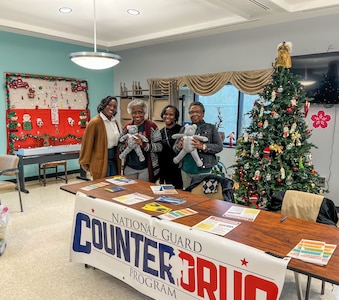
[69,0,121,70]
[59,7,72,14]
[127,9,140,15]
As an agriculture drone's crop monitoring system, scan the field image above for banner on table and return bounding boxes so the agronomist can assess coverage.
[70,192,289,300]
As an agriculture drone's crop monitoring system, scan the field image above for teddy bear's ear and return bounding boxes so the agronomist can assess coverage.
[192,124,197,129]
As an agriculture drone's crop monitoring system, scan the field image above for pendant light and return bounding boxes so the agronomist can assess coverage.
[69,0,121,70]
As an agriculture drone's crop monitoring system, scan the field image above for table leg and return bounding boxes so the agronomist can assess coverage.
[294,272,303,300]
[18,156,29,193]
[305,276,311,300]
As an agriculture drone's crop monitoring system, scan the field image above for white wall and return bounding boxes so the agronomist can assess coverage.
[114,14,339,205]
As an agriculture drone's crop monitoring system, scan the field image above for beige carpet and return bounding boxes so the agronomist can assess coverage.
[0,175,338,300]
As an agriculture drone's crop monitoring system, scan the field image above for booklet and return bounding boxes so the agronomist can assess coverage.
[159,208,198,221]
[150,185,178,194]
[142,202,172,213]
[106,176,137,186]
[105,186,126,193]
[155,196,186,205]
[81,182,109,191]
[223,205,260,222]
[287,239,337,266]
[193,216,241,236]
[112,192,153,205]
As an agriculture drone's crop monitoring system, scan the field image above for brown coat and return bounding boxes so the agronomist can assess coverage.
[79,115,121,180]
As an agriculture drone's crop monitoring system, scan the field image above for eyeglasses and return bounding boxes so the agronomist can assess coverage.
[189,110,203,115]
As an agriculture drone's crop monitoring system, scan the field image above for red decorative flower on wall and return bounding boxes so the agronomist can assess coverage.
[311,110,331,128]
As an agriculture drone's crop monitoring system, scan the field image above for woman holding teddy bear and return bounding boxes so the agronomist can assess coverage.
[119,98,162,183]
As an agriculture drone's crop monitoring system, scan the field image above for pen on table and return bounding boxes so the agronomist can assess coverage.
[280,216,288,223]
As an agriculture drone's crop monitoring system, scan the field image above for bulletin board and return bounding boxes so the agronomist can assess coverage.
[5,72,90,154]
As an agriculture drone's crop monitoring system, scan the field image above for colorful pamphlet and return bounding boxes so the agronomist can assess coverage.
[105,186,126,193]
[142,202,172,213]
[112,192,153,205]
[287,239,337,266]
[223,205,260,222]
[150,185,178,194]
[193,216,241,236]
[81,182,109,191]
[106,176,136,186]
[159,208,198,221]
[155,196,186,205]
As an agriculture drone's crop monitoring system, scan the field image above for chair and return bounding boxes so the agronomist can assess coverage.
[278,190,338,300]
[39,160,68,186]
[186,174,234,202]
[0,155,23,212]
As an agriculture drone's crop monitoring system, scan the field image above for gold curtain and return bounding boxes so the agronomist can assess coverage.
[148,68,274,96]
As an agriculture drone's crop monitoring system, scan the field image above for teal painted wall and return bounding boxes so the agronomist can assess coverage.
[0,31,115,178]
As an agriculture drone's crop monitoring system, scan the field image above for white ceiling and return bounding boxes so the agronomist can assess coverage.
[1,0,339,51]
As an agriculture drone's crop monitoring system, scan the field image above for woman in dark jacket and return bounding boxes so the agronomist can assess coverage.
[158,105,183,189]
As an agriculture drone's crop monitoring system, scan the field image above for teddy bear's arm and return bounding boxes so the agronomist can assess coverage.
[193,135,208,142]
[137,134,149,143]
[172,133,185,139]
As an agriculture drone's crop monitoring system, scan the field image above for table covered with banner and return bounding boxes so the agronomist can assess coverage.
[70,192,289,300]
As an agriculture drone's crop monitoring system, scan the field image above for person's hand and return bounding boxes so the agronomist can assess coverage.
[177,138,183,149]
[81,164,89,171]
[192,137,204,150]
[134,136,143,146]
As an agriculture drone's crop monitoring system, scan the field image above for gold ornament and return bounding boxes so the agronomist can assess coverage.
[275,41,292,68]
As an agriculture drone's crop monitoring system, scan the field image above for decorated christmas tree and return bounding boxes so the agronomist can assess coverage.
[231,42,323,209]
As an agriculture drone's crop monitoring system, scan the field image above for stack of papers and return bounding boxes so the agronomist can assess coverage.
[81,182,109,191]
[142,202,172,213]
[159,208,198,220]
[112,192,153,205]
[106,176,136,186]
[150,185,178,194]
[193,216,241,236]
[155,196,186,205]
[287,239,337,266]
[223,205,260,222]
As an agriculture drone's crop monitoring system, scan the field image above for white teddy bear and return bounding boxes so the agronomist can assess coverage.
[119,125,149,163]
[172,124,208,167]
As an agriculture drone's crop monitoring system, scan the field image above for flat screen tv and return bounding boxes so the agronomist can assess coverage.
[291,51,339,105]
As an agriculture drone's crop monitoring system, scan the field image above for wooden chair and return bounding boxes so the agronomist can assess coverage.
[0,155,23,212]
[39,161,68,186]
[280,190,337,300]
[186,174,234,202]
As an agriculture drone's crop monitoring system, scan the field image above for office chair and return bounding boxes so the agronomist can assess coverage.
[0,155,23,212]
[186,174,234,202]
[277,190,338,300]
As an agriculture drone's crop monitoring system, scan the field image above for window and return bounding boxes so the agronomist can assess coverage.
[197,85,258,146]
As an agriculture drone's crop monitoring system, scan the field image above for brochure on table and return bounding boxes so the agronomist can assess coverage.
[106,176,137,186]
[223,205,260,222]
[193,216,241,236]
[112,192,153,205]
[287,239,337,266]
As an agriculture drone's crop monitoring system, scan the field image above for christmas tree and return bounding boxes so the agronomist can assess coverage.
[231,42,323,209]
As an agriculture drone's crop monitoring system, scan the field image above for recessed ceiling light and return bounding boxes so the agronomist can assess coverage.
[127,9,140,15]
[59,7,72,14]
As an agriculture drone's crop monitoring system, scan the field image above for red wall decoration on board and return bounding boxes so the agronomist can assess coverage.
[5,72,90,154]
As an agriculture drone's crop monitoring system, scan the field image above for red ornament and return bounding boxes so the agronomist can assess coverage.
[277,178,282,183]
[293,167,298,172]
[286,107,292,113]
